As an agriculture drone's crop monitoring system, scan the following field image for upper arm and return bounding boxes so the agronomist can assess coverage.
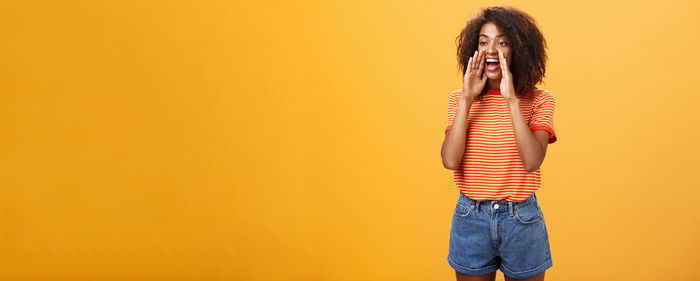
[444,90,462,134]
[529,90,557,144]
[533,130,550,153]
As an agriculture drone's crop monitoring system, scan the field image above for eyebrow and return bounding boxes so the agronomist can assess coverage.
[479,34,506,38]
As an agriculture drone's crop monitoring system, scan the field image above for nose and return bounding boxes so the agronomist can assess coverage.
[486,42,497,54]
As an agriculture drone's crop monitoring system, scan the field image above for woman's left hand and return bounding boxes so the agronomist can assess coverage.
[498,49,517,102]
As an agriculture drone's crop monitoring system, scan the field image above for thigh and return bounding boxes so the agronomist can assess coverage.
[456,270,496,281]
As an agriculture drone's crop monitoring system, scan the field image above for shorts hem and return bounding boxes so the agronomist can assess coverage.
[447,255,499,276]
[500,259,553,279]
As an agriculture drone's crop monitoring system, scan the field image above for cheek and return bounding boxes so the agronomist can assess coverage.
[500,51,512,63]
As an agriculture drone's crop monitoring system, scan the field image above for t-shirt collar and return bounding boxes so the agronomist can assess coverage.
[486,89,501,95]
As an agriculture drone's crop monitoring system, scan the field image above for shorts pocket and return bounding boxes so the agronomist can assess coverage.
[454,202,473,218]
[513,202,542,225]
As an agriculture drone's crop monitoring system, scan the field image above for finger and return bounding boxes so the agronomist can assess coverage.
[477,49,485,75]
[498,49,508,77]
[466,56,473,74]
[470,50,478,73]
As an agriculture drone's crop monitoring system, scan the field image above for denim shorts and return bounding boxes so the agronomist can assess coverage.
[447,191,553,279]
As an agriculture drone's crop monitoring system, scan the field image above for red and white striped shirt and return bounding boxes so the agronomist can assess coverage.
[445,88,557,202]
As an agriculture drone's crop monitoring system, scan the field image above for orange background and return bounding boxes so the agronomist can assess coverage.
[1,0,699,280]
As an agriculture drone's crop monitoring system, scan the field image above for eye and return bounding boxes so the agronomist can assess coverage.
[479,41,487,46]
[498,41,508,46]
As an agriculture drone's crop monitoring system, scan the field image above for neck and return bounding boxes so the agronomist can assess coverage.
[487,79,501,90]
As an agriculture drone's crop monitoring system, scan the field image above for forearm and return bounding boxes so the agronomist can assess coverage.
[507,99,545,172]
[441,96,474,170]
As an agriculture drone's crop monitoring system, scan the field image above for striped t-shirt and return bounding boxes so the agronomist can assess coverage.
[444,88,557,202]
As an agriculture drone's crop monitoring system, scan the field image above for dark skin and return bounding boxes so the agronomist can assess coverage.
[441,22,550,172]
[456,270,545,281]
[444,22,549,281]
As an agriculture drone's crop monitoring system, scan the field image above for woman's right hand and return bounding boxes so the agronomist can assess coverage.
[462,50,486,99]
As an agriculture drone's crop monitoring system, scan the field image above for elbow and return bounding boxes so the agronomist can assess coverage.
[524,162,542,173]
[441,142,465,171]
[522,153,545,173]
[442,158,461,171]
[443,162,459,171]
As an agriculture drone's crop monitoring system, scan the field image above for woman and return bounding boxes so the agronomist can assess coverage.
[440,6,557,281]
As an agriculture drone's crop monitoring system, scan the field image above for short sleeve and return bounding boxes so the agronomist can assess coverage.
[444,90,461,134]
[529,90,557,143]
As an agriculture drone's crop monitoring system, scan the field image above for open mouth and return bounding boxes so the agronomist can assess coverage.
[485,58,500,71]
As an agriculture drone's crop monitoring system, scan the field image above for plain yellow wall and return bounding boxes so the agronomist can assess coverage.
[1,0,699,280]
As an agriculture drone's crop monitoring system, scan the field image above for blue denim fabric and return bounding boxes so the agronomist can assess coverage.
[447,191,553,279]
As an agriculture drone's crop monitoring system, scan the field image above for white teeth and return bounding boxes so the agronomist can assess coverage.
[486,59,499,63]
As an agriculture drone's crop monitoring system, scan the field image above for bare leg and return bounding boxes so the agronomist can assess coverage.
[504,271,544,281]
[456,270,496,281]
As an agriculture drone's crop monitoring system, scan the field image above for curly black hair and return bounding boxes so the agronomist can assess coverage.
[456,6,547,99]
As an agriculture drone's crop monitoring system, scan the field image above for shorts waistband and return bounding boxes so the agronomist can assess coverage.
[458,192,538,216]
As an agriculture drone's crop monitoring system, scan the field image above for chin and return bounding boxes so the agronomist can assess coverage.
[485,71,502,81]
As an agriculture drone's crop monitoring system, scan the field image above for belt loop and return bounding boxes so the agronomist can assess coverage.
[508,201,514,216]
[474,200,480,212]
